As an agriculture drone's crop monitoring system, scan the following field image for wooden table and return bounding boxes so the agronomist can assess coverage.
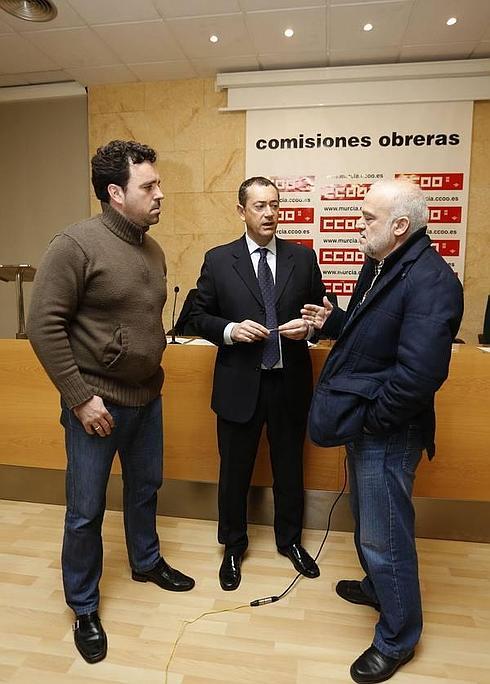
[1,341,489,500]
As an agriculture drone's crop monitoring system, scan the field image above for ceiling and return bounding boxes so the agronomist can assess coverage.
[1,0,490,88]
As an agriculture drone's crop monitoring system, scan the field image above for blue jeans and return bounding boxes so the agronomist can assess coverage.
[60,396,163,616]
[346,425,423,658]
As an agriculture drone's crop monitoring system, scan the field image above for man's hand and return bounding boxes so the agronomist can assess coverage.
[73,395,115,437]
[278,318,309,340]
[231,320,269,343]
[301,296,334,330]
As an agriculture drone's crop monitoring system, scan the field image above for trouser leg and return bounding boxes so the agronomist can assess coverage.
[347,427,423,657]
[217,397,265,552]
[346,442,378,603]
[264,371,305,549]
[61,403,116,615]
[118,397,163,573]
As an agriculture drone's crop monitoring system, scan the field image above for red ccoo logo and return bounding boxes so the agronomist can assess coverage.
[320,183,371,201]
[431,239,460,256]
[395,173,464,191]
[323,279,357,296]
[279,207,314,224]
[320,216,358,232]
[320,248,364,265]
[428,206,462,223]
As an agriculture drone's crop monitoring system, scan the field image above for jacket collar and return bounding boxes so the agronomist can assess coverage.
[341,228,431,333]
[100,202,146,245]
[375,226,429,273]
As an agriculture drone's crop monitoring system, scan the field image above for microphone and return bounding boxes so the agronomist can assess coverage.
[169,285,180,344]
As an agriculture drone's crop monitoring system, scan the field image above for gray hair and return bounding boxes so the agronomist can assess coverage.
[370,179,429,234]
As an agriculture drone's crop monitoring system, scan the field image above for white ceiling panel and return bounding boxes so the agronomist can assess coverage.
[246,7,326,53]
[328,0,405,5]
[404,0,490,46]
[154,0,241,19]
[0,73,30,86]
[129,60,197,81]
[0,0,85,31]
[471,42,490,58]
[22,27,121,68]
[191,54,260,77]
[24,69,72,83]
[329,1,412,51]
[0,0,489,88]
[94,21,186,63]
[0,17,14,34]
[67,0,160,25]
[0,34,58,73]
[329,46,399,66]
[168,13,253,58]
[258,50,327,69]
[64,64,139,86]
[240,0,325,9]
[400,43,475,63]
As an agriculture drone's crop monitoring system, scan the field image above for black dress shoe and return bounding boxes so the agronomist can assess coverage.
[73,611,107,664]
[132,557,195,591]
[219,550,243,591]
[350,645,415,683]
[336,580,380,611]
[278,543,320,578]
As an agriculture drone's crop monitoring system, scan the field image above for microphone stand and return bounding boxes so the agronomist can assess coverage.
[169,285,181,344]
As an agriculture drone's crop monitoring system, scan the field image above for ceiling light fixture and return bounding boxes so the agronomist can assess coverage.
[209,34,219,43]
[0,0,58,22]
[446,17,457,26]
[363,23,374,32]
[284,28,294,38]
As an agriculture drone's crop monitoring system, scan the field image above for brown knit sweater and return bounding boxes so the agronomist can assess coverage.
[27,203,167,408]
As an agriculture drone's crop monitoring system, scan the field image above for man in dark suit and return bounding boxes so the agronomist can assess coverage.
[190,176,325,590]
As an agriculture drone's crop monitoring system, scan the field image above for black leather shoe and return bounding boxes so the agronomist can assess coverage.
[219,550,243,591]
[336,580,380,611]
[278,543,320,578]
[350,645,415,683]
[132,557,195,591]
[73,611,107,664]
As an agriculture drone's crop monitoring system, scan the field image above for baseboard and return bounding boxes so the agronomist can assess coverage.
[1,464,488,542]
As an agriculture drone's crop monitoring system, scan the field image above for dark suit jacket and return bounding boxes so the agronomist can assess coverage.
[309,229,464,457]
[190,235,325,424]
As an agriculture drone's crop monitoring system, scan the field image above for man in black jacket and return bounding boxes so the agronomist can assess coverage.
[191,176,325,590]
[303,179,463,683]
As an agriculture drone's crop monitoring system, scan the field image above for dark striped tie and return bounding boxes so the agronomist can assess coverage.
[257,247,280,369]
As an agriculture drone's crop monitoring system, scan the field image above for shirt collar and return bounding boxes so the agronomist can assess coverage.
[245,232,277,256]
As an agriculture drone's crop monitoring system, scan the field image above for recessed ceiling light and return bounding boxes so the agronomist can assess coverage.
[209,34,219,43]
[446,17,457,26]
[0,0,58,22]
[363,23,374,32]
[284,28,294,38]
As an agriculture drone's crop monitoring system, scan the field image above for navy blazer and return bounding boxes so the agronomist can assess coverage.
[309,230,464,457]
[190,235,325,423]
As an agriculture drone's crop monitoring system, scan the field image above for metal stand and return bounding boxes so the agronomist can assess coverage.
[0,264,36,339]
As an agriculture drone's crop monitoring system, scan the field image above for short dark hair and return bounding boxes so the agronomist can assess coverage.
[91,140,157,202]
[238,176,279,207]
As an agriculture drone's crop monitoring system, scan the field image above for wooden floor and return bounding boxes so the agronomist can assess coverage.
[1,500,489,684]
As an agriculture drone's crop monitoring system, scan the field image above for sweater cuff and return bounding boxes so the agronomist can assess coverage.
[57,374,94,409]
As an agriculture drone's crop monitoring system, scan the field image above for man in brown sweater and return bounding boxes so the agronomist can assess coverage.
[27,140,194,665]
